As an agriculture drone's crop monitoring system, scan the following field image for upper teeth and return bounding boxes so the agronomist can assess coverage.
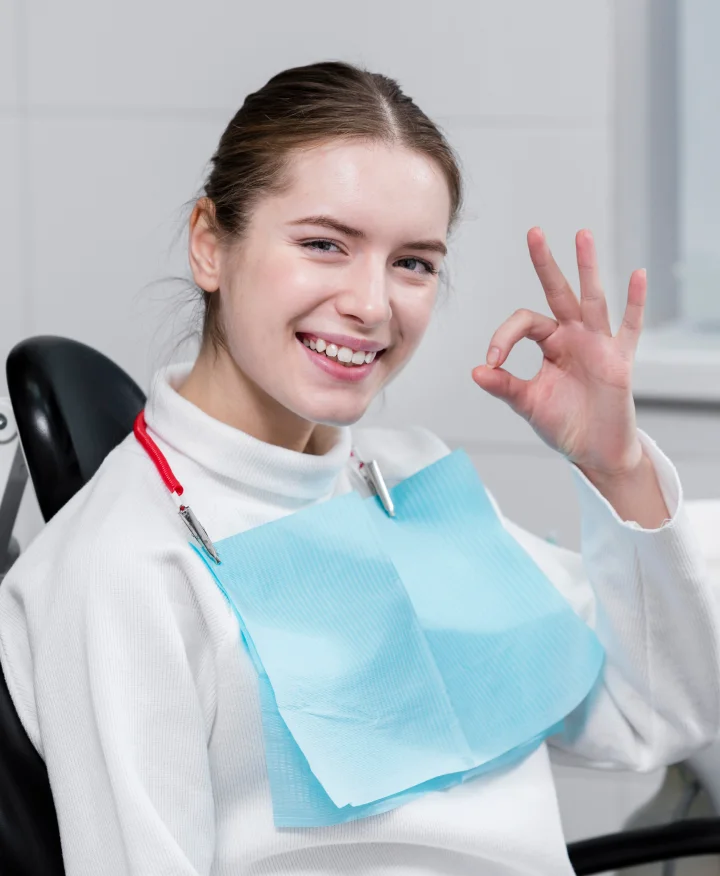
[303,337,377,366]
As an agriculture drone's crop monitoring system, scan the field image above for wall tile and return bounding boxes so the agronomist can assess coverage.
[0,1,18,107]
[0,118,26,395]
[26,115,220,389]
[26,0,610,121]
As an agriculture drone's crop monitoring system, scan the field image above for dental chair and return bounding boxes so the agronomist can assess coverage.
[0,335,719,876]
[0,336,145,876]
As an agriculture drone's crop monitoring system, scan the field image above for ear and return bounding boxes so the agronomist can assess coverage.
[189,198,222,292]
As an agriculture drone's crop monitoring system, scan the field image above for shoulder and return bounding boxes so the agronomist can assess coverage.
[6,435,179,585]
[0,436,233,747]
[1,433,232,654]
[351,425,451,487]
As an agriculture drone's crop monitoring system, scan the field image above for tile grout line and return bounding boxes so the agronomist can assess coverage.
[13,0,33,340]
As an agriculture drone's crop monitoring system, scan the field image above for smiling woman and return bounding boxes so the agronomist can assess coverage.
[180,64,459,449]
[1,60,719,876]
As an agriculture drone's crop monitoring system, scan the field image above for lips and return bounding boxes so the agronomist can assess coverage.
[297,333,383,382]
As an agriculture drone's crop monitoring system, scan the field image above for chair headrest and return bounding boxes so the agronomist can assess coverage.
[6,336,146,522]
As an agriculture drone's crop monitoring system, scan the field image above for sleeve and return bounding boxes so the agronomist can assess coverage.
[26,552,218,876]
[502,431,720,772]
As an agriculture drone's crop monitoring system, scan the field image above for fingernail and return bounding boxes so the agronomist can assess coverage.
[487,347,500,367]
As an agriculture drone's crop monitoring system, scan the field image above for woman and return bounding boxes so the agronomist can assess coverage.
[0,61,718,876]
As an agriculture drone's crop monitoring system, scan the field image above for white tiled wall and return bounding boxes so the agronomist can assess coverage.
[0,119,26,393]
[3,0,718,854]
[25,115,220,385]
[0,1,18,108]
[23,0,609,120]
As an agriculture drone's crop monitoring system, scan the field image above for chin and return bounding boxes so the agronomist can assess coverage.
[294,398,372,429]
[308,408,368,428]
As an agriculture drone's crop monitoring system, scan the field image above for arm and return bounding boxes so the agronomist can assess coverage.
[16,552,217,875]
[508,433,720,769]
[473,228,720,769]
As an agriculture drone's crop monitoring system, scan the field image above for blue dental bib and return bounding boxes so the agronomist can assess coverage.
[197,450,604,827]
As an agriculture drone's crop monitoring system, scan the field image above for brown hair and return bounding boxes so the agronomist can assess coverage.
[200,61,463,350]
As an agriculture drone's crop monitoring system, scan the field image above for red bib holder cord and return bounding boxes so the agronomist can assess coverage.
[134,411,221,563]
[132,409,397,565]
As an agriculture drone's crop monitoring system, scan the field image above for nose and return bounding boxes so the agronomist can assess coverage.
[334,257,392,328]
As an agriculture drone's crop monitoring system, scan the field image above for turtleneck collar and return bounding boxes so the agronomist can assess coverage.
[144,363,352,502]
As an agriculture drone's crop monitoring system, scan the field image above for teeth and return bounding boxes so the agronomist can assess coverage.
[302,336,380,367]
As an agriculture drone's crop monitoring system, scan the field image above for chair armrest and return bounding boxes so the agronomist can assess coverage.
[567,817,720,874]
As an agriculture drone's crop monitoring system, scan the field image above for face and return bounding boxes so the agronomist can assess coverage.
[191,140,452,427]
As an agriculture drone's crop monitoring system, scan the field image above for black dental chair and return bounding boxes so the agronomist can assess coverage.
[0,336,145,876]
[0,335,719,875]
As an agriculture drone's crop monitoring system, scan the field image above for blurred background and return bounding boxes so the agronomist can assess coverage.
[2,0,720,865]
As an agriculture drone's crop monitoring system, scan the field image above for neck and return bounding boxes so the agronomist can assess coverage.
[177,346,336,455]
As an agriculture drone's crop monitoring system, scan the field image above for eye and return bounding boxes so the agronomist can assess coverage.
[302,239,343,254]
[395,256,438,276]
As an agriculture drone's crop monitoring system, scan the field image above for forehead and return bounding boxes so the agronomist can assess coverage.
[264,139,452,239]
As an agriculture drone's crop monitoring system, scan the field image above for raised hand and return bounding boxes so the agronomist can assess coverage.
[472,228,646,482]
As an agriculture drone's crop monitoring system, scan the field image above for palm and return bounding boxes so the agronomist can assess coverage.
[473,229,646,478]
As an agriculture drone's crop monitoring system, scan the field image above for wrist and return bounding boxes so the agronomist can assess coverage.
[578,444,648,493]
[578,445,671,528]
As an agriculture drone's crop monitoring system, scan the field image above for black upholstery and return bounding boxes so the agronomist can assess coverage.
[569,817,720,874]
[1,335,719,874]
[1,336,145,875]
[6,336,146,521]
[0,664,64,875]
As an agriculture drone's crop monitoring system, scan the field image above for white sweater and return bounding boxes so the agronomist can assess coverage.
[1,363,719,876]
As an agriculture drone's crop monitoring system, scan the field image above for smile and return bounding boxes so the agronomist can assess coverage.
[300,336,381,368]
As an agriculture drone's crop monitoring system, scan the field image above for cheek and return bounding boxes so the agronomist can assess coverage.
[393,290,436,350]
[233,248,334,325]
[225,248,328,334]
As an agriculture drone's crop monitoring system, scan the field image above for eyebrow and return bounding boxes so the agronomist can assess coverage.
[289,214,448,257]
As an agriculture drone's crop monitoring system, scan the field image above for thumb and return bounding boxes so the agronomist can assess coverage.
[472,365,531,418]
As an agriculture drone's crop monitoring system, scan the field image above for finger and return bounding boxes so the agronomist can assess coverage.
[472,365,532,419]
[617,268,647,355]
[527,227,581,323]
[576,229,611,334]
[485,308,558,369]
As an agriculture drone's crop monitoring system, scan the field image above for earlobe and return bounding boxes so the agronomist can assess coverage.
[189,199,222,293]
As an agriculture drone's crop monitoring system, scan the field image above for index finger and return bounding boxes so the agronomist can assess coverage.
[527,227,581,323]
